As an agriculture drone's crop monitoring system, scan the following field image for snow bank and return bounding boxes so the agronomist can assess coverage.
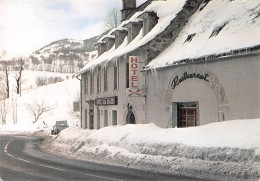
[49,127,94,154]
[45,118,260,180]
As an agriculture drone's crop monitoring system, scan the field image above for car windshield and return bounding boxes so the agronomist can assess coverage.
[55,121,68,126]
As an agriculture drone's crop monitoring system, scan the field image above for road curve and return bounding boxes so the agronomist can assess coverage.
[0,135,200,181]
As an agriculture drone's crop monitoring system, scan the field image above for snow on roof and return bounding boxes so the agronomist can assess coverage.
[128,18,143,23]
[111,27,127,34]
[78,0,187,74]
[103,35,115,39]
[98,35,116,43]
[146,0,260,69]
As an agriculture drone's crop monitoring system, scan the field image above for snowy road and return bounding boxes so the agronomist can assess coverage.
[0,135,201,181]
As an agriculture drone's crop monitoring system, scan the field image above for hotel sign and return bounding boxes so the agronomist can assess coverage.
[95,96,118,106]
[128,56,141,96]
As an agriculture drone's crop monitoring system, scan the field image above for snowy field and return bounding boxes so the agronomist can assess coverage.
[0,71,79,134]
[8,70,71,93]
[43,119,260,181]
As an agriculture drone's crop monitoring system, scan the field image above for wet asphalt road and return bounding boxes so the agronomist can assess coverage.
[0,135,202,181]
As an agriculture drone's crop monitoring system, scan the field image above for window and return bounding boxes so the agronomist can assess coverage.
[85,74,88,95]
[104,110,108,127]
[97,70,101,93]
[104,68,108,92]
[112,110,117,126]
[126,62,129,88]
[199,0,210,11]
[184,33,196,43]
[143,18,148,36]
[90,74,94,94]
[114,66,118,90]
[127,27,132,44]
[84,109,88,129]
[97,109,100,129]
[89,109,94,129]
[83,76,86,94]
[209,23,227,38]
[176,102,199,128]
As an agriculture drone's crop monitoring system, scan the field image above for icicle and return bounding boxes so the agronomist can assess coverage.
[103,62,107,71]
[151,68,158,80]
[151,68,159,96]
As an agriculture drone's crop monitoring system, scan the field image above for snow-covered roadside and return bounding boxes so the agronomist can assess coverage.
[0,74,79,135]
[43,118,260,181]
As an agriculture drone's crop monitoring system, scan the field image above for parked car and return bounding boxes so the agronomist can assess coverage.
[51,120,68,135]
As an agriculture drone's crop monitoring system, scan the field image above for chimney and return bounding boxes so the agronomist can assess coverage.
[138,12,159,36]
[123,20,143,44]
[121,0,136,21]
[111,29,128,49]
[94,42,106,57]
[103,36,115,51]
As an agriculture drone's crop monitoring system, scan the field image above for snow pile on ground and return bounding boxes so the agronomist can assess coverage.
[45,118,260,181]
[49,127,94,154]
[0,71,79,135]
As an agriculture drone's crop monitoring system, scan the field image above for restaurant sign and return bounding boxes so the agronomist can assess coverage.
[95,96,118,106]
[171,72,209,89]
[128,56,141,96]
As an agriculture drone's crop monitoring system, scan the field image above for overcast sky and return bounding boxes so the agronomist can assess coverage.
[0,0,146,56]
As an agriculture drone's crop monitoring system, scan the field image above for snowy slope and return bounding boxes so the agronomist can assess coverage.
[28,38,98,72]
[0,71,79,134]
[24,31,112,73]
[9,70,71,93]
[45,118,260,180]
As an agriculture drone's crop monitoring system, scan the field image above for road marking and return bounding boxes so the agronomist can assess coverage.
[83,173,124,181]
[38,164,65,171]
[4,139,124,181]
[4,140,31,163]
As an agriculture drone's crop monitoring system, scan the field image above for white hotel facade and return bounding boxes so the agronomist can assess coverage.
[77,0,260,129]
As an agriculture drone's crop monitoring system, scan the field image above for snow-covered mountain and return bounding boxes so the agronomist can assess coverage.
[27,31,109,73]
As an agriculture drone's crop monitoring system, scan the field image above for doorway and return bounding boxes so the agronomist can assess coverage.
[173,102,199,128]
[84,109,88,129]
[126,111,135,124]
[89,109,94,129]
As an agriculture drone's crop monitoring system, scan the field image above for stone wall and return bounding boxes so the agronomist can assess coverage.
[144,0,204,63]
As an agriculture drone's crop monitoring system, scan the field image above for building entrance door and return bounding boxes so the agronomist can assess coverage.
[173,102,199,128]
[126,111,135,124]
[177,107,196,127]
[89,109,94,129]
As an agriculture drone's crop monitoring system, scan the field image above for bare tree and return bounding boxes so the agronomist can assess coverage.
[0,80,8,124]
[3,62,10,99]
[0,99,8,124]
[0,51,11,125]
[0,76,4,98]
[104,7,121,31]
[69,92,81,121]
[14,58,24,96]
[26,101,53,124]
